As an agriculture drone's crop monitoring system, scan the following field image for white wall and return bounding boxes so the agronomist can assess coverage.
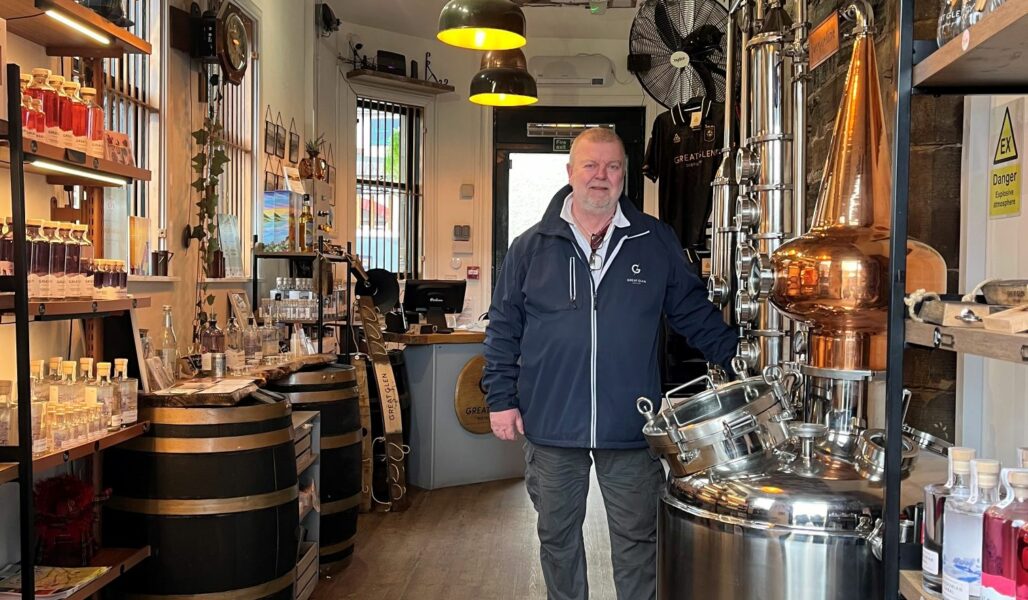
[321,5,662,318]
[959,95,1028,467]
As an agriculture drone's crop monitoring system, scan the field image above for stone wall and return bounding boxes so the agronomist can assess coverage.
[803,0,961,441]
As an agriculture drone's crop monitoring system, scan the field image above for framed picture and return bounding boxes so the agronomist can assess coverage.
[227,290,253,323]
[264,170,278,191]
[288,131,300,164]
[104,132,135,166]
[274,124,286,158]
[264,120,276,155]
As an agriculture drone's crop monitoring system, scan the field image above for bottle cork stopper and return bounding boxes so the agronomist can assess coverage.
[49,356,63,370]
[79,357,93,368]
[81,86,96,95]
[47,74,65,85]
[31,68,52,77]
[974,459,1001,487]
[951,447,975,473]
[96,362,111,376]
[61,361,76,376]
[1007,469,1028,489]
[62,81,80,91]
[32,359,45,375]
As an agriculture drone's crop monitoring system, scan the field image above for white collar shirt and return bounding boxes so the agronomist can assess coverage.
[559,193,631,286]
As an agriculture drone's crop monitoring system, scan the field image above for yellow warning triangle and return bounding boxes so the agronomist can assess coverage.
[994,107,1019,164]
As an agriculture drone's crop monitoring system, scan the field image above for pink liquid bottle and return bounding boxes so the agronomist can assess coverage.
[984,469,1028,599]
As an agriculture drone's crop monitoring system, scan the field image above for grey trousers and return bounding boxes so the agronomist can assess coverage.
[523,441,665,600]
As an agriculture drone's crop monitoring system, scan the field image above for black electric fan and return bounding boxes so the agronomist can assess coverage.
[629,0,728,108]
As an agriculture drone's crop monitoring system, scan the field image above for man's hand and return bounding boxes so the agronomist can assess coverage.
[490,408,524,441]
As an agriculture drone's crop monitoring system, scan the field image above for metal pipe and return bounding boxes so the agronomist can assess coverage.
[792,0,809,239]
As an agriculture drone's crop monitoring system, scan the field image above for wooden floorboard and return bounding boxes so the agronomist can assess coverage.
[313,475,616,600]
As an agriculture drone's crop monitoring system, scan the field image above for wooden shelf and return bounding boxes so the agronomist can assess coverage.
[255,251,349,263]
[0,0,151,57]
[899,569,933,600]
[0,296,151,321]
[346,69,455,95]
[913,0,1028,92]
[0,421,150,474]
[65,546,151,600]
[907,320,1028,364]
[0,462,17,485]
[297,452,318,476]
[1,131,152,186]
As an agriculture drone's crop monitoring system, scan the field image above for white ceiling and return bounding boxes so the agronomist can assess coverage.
[333,0,638,41]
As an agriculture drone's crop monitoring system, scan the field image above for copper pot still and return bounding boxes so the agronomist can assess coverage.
[769,6,945,372]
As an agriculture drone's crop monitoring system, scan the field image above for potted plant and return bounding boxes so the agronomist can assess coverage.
[300,133,326,180]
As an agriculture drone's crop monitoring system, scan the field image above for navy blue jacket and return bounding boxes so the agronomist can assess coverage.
[483,186,737,449]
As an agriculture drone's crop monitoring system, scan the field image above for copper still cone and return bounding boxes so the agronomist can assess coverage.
[770,10,945,372]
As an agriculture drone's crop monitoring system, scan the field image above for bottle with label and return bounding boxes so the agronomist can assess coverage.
[64,224,84,298]
[159,305,179,381]
[199,314,213,374]
[62,81,88,152]
[298,198,314,252]
[27,219,51,299]
[77,224,94,298]
[982,469,1028,600]
[79,87,105,158]
[29,97,47,141]
[30,359,48,404]
[26,68,59,146]
[44,222,66,299]
[242,316,263,367]
[98,362,120,429]
[260,308,280,363]
[0,217,13,277]
[113,358,138,425]
[225,316,245,374]
[926,447,978,593]
[46,74,70,147]
[944,458,1003,600]
[55,361,83,406]
[960,0,983,31]
[20,92,36,142]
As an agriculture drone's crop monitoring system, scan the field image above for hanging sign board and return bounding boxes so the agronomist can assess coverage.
[809,11,841,71]
[553,138,572,153]
[989,99,1022,219]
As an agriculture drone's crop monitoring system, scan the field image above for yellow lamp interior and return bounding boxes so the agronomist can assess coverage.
[437,27,526,51]
[469,92,538,107]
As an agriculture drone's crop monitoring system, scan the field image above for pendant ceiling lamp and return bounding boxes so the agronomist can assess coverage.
[469,49,538,107]
[437,0,527,51]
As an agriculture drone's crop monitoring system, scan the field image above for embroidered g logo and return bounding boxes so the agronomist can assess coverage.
[631,264,641,274]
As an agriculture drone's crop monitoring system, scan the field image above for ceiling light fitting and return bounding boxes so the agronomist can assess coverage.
[437,0,527,51]
[469,49,538,107]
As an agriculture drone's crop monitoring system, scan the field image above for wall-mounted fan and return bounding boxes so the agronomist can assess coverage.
[629,0,728,108]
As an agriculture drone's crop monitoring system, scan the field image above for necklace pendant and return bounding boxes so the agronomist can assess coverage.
[589,252,602,271]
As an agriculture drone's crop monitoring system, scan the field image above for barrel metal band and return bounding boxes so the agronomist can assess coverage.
[124,569,294,600]
[142,402,289,425]
[121,428,293,454]
[280,387,359,404]
[322,493,361,515]
[321,429,363,450]
[321,533,357,556]
[108,485,298,516]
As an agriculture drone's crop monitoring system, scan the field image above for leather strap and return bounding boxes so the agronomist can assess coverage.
[353,354,374,513]
[358,296,410,511]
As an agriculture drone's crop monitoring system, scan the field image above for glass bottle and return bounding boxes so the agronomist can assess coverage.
[79,357,94,387]
[0,390,10,447]
[43,222,66,299]
[26,68,59,146]
[63,223,82,298]
[0,217,13,277]
[29,98,46,141]
[926,447,978,593]
[225,316,245,374]
[944,458,1003,600]
[983,469,1028,600]
[46,74,71,148]
[79,87,105,159]
[243,316,263,367]
[986,0,1004,14]
[118,260,128,296]
[27,219,50,300]
[20,92,36,142]
[938,0,963,46]
[93,362,120,430]
[159,305,179,380]
[260,308,280,363]
[114,358,137,425]
[961,0,984,32]
[50,407,68,452]
[18,73,30,95]
[56,361,83,406]
[139,329,154,360]
[30,359,48,403]
[298,199,314,252]
[77,224,94,299]
[61,81,89,153]
[199,314,213,374]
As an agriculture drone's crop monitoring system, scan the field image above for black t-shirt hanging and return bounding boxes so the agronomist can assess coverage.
[642,101,724,249]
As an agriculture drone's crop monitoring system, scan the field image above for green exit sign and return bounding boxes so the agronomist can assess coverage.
[553,138,572,152]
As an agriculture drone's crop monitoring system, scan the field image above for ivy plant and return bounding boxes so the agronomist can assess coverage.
[189,116,230,337]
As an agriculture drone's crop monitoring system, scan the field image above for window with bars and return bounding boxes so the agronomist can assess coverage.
[355,97,423,279]
[97,0,161,267]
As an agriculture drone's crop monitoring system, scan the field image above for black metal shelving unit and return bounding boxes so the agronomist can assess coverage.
[888,2,1028,598]
[2,63,151,600]
[251,236,353,360]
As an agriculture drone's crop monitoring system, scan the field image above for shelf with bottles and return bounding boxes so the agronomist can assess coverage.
[906,320,1028,364]
[253,250,350,263]
[0,296,150,322]
[918,0,1028,92]
[0,0,152,57]
[898,570,924,600]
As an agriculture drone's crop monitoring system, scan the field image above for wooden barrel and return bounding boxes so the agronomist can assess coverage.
[366,350,412,500]
[266,365,361,564]
[103,401,299,600]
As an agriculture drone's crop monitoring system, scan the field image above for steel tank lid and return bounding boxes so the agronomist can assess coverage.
[666,448,885,533]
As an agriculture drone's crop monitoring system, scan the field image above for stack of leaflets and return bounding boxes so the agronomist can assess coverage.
[0,565,109,599]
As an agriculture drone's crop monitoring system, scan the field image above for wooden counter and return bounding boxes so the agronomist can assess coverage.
[383,331,485,345]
